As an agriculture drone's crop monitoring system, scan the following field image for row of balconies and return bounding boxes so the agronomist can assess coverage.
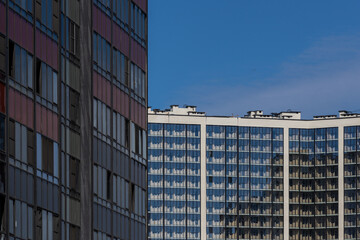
[164,130,186,137]
[290,232,337,240]
[164,169,186,175]
[207,196,226,202]
[289,158,338,166]
[163,157,187,162]
[207,158,225,164]
[290,210,337,216]
[207,183,225,189]
[164,195,186,201]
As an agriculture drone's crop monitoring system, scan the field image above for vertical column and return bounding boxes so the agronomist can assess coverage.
[338,126,344,240]
[200,123,207,240]
[283,127,289,240]
[80,0,93,239]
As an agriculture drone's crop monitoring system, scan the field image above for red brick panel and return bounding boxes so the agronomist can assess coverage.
[8,87,34,129]
[36,103,58,142]
[130,39,146,71]
[8,9,34,54]
[113,23,130,58]
[112,86,129,119]
[35,29,58,71]
[93,71,111,107]
[93,5,111,43]
[0,82,5,114]
[130,99,146,129]
[0,3,5,35]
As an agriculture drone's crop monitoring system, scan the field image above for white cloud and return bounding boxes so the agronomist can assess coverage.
[177,34,360,118]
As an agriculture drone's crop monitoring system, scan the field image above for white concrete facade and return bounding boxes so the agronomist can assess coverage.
[148,106,360,240]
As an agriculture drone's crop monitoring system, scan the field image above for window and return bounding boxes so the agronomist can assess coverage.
[8,165,34,204]
[8,199,33,239]
[68,156,80,193]
[68,20,79,56]
[93,137,111,169]
[68,87,80,126]
[41,0,53,29]
[135,125,142,155]
[36,209,60,240]
[131,122,146,157]
[69,224,80,240]
[36,59,58,104]
[66,128,80,159]
[42,136,54,175]
[130,63,145,99]
[113,0,129,28]
[8,120,34,166]
[131,3,146,45]
[93,98,111,137]
[66,197,80,226]
[131,185,145,217]
[0,194,4,232]
[112,175,129,209]
[9,41,33,89]
[112,111,129,147]
[62,57,80,92]
[112,48,129,86]
[93,32,111,73]
[36,133,59,177]
[93,165,111,201]
[12,0,33,14]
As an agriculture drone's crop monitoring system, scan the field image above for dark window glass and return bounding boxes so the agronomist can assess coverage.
[36,59,58,104]
[0,116,4,151]
[27,174,34,204]
[15,45,20,82]
[41,0,47,24]
[68,20,79,56]
[47,0,52,28]
[0,162,4,193]
[93,32,111,73]
[69,157,80,193]
[69,89,80,125]
[9,41,15,77]
[0,194,5,231]
[107,171,111,200]
[41,62,47,98]
[0,35,6,73]
[15,168,21,198]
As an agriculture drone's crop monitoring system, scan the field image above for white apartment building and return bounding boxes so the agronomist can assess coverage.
[148,105,360,240]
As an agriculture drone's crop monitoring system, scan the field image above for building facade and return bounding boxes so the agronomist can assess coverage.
[148,105,360,240]
[0,0,147,239]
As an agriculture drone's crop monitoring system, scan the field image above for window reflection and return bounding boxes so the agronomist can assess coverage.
[289,128,338,240]
[148,124,201,239]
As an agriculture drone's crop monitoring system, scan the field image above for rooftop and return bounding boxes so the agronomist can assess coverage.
[148,105,360,120]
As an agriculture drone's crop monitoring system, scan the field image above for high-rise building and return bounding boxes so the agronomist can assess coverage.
[148,105,360,240]
[0,0,147,239]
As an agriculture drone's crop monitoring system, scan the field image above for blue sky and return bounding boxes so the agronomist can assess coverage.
[148,0,360,118]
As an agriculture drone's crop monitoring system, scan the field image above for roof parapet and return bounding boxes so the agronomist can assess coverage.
[148,105,206,116]
[313,115,337,119]
[339,110,360,118]
[149,105,360,120]
[244,110,301,119]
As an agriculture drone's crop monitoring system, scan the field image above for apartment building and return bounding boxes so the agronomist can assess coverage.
[0,0,147,239]
[148,105,360,240]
